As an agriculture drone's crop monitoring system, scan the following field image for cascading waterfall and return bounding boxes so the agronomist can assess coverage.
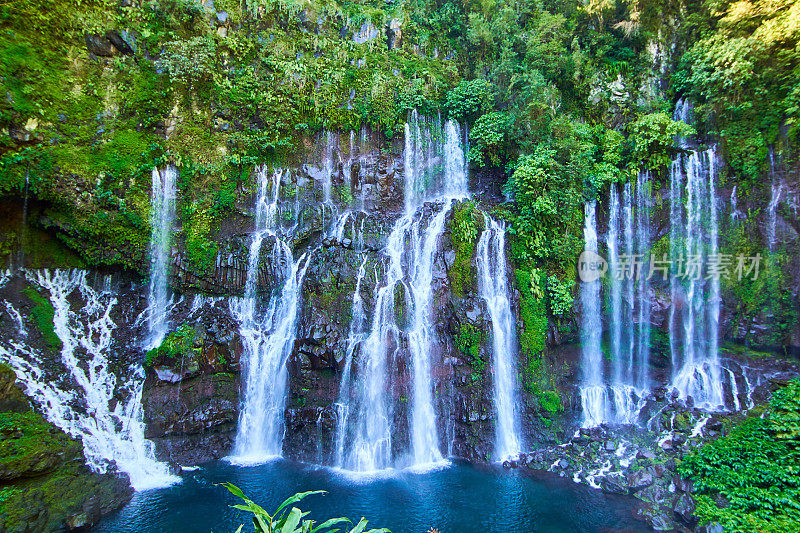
[334,112,468,471]
[669,148,725,409]
[229,166,313,463]
[333,257,370,467]
[579,201,610,427]
[146,165,177,349]
[477,216,522,459]
[766,147,782,251]
[0,270,178,490]
[604,175,651,425]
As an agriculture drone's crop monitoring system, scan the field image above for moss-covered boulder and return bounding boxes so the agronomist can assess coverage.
[0,365,132,533]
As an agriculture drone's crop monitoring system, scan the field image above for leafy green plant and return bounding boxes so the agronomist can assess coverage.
[627,112,694,171]
[144,325,199,367]
[445,79,490,122]
[468,112,509,166]
[219,484,389,533]
[546,275,574,317]
[678,379,800,531]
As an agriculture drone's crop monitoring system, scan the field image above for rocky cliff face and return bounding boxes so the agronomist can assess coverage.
[1,133,798,533]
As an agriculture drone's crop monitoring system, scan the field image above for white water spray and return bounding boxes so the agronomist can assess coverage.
[146,165,177,349]
[0,270,178,490]
[477,216,522,459]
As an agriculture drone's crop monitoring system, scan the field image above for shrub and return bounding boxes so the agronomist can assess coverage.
[678,379,800,531]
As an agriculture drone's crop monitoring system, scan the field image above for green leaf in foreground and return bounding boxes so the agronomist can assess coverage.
[218,484,390,533]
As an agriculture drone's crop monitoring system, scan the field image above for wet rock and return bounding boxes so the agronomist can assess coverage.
[637,449,656,461]
[627,468,654,491]
[698,522,724,533]
[673,493,697,525]
[84,34,115,57]
[637,482,669,504]
[105,30,133,55]
[674,476,693,494]
[649,512,673,531]
[154,366,186,383]
[601,473,629,495]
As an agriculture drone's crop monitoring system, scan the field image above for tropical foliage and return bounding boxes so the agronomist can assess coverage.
[219,484,389,533]
[679,379,800,531]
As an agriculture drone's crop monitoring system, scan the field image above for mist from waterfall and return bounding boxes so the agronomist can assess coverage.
[0,270,178,491]
[229,166,313,463]
[477,216,522,459]
[146,165,177,349]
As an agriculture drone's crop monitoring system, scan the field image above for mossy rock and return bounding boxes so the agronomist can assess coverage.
[0,368,132,531]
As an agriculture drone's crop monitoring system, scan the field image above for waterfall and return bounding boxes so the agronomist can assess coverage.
[579,201,612,426]
[444,119,468,196]
[477,216,522,459]
[602,176,650,425]
[635,173,651,394]
[731,185,742,222]
[243,166,281,302]
[335,112,468,471]
[146,165,177,349]
[407,202,452,466]
[333,257,370,467]
[766,147,781,251]
[0,270,178,490]
[670,148,725,409]
[323,131,336,205]
[229,166,313,463]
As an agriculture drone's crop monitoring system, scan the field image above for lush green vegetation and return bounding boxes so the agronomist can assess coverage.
[454,322,486,382]
[145,324,200,366]
[679,379,800,531]
[1,0,796,300]
[0,0,797,431]
[220,484,388,533]
[447,200,483,298]
[22,287,61,351]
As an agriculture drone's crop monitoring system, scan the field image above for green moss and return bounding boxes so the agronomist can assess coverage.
[455,322,485,380]
[537,390,562,414]
[447,201,484,298]
[145,325,199,367]
[22,287,62,351]
[514,268,547,357]
[0,411,71,471]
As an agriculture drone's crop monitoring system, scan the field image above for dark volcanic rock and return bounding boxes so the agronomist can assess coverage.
[627,468,655,492]
[673,493,698,526]
[141,302,242,464]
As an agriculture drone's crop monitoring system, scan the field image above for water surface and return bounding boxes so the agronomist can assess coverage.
[97,459,650,533]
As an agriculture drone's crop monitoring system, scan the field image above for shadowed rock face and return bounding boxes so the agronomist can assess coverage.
[140,300,243,465]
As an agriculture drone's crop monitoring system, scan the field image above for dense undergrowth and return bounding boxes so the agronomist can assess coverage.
[679,379,800,531]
